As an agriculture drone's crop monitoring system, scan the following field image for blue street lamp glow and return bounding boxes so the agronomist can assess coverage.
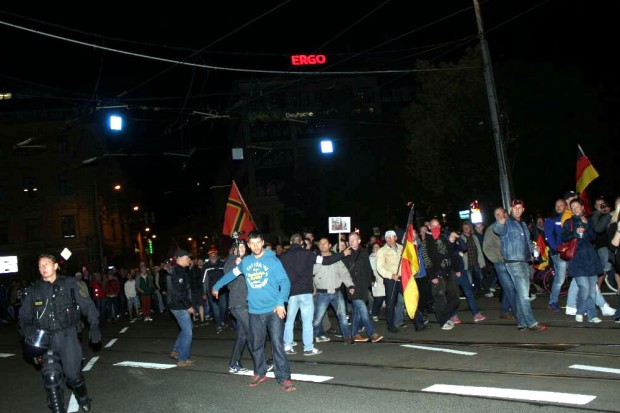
[320,139,333,154]
[109,115,123,131]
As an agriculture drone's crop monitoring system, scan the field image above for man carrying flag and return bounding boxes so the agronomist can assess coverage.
[576,144,599,215]
[222,180,256,240]
[400,205,423,327]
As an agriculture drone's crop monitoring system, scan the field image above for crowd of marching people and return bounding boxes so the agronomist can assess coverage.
[5,189,619,395]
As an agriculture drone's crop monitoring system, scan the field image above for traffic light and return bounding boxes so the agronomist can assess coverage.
[147,239,153,255]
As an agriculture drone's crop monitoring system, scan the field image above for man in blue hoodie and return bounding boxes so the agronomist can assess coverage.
[212,231,296,392]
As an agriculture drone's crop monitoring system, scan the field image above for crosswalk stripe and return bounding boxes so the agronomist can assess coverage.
[570,364,620,375]
[119,327,129,334]
[236,370,333,383]
[114,361,177,369]
[0,353,15,358]
[401,344,476,356]
[82,356,99,372]
[422,384,596,405]
[105,338,118,348]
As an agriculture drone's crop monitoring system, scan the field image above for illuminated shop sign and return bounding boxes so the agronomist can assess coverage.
[290,54,327,66]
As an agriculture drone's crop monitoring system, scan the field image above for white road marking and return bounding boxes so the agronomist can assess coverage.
[119,327,129,334]
[570,364,620,375]
[114,361,177,369]
[401,344,476,356]
[237,370,333,383]
[104,338,118,348]
[422,384,596,405]
[0,353,15,358]
[82,356,99,372]
[67,394,79,412]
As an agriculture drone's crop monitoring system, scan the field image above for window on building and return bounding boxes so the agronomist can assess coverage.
[61,215,77,238]
[22,176,38,198]
[57,134,69,154]
[25,220,41,242]
[59,173,72,195]
[0,221,8,244]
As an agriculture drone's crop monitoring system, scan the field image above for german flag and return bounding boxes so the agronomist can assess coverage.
[222,180,256,240]
[400,207,420,319]
[576,145,599,215]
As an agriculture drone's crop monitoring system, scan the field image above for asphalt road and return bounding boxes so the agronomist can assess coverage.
[1,292,619,413]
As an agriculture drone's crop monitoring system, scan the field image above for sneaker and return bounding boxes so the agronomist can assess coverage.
[489,287,496,293]
[387,327,399,333]
[216,326,224,334]
[372,316,379,322]
[370,333,384,343]
[473,313,487,322]
[548,302,561,312]
[500,313,515,319]
[575,314,584,322]
[517,325,528,331]
[176,359,195,367]
[315,335,330,343]
[589,317,602,323]
[248,375,267,387]
[528,293,537,301]
[442,320,455,330]
[267,362,274,372]
[169,351,180,360]
[285,348,297,355]
[280,380,296,392]
[291,341,298,347]
[303,348,322,356]
[615,317,620,323]
[565,306,577,316]
[601,305,616,317]
[229,363,249,374]
[450,315,461,325]
[484,292,494,298]
[528,323,547,332]
[353,334,369,342]
[343,337,354,345]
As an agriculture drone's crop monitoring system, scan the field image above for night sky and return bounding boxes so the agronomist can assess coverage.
[1,1,618,233]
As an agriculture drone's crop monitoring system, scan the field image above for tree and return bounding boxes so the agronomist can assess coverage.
[401,46,498,212]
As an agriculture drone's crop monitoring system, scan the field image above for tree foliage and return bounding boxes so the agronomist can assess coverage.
[401,46,498,213]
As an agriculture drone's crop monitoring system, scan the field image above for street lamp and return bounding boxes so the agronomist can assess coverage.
[320,139,334,154]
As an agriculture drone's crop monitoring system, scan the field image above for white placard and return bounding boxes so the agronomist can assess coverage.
[328,217,351,234]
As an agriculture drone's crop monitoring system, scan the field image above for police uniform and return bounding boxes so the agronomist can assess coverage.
[19,275,100,413]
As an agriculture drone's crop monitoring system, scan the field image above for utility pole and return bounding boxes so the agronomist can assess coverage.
[473,0,512,210]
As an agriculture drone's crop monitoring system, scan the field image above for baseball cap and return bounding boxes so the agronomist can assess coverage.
[510,199,525,207]
[563,190,580,200]
[175,249,192,258]
[207,247,218,255]
[384,230,397,238]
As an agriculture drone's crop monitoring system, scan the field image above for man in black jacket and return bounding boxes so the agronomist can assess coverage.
[343,232,383,343]
[168,249,196,367]
[280,234,322,356]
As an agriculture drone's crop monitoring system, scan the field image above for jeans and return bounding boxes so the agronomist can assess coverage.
[249,311,290,383]
[465,265,484,293]
[504,262,539,328]
[313,292,350,338]
[494,263,517,317]
[126,296,140,317]
[395,292,404,327]
[171,309,193,361]
[384,279,402,330]
[284,293,314,351]
[370,296,385,317]
[207,291,228,325]
[566,280,607,308]
[350,299,376,337]
[483,264,498,293]
[456,272,479,315]
[229,305,251,366]
[549,254,568,304]
[573,276,598,318]
[153,290,165,313]
[597,247,612,272]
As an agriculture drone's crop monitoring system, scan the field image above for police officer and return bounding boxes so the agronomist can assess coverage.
[19,254,101,413]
